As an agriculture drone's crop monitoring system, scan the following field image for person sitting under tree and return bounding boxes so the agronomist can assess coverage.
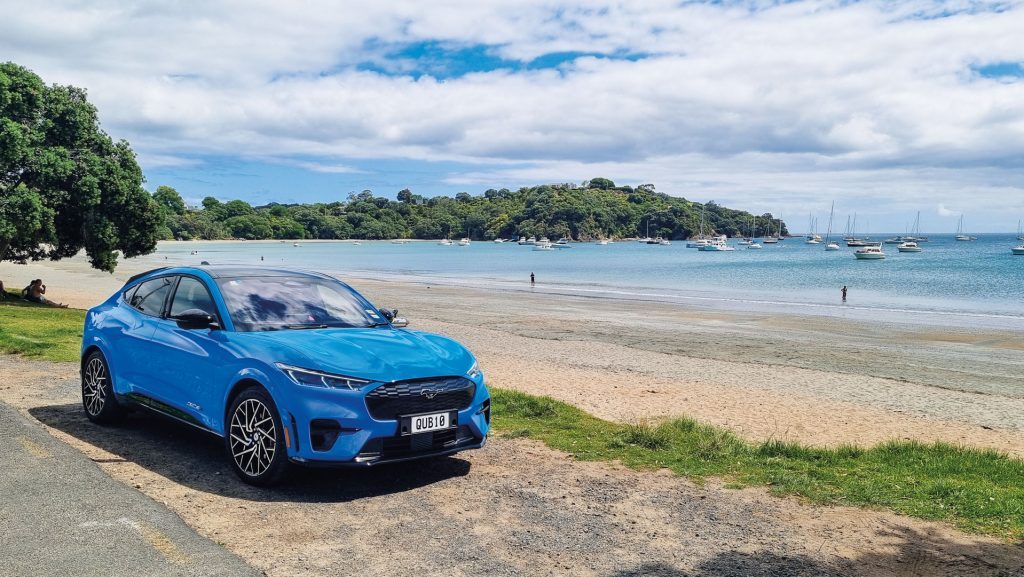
[23,279,68,308]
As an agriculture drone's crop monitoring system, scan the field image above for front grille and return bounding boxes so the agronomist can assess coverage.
[378,426,473,458]
[365,377,476,420]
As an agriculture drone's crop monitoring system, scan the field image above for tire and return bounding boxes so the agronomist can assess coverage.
[225,387,290,486]
[81,350,125,424]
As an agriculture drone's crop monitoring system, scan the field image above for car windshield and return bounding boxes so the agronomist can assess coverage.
[216,276,382,332]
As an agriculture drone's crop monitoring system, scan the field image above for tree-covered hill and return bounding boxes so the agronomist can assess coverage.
[155,180,789,242]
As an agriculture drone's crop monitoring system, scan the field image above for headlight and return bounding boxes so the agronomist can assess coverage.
[467,361,482,379]
[276,363,372,390]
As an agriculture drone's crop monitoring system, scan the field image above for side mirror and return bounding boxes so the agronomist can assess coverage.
[378,308,408,328]
[171,309,219,330]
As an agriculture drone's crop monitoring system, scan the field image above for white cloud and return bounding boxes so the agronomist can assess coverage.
[2,0,1024,229]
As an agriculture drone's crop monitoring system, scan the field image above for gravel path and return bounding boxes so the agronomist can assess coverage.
[2,355,1022,577]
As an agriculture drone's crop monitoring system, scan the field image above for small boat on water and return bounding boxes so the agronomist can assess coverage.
[747,242,763,249]
[533,241,554,251]
[955,215,977,241]
[658,238,671,246]
[439,238,453,246]
[854,245,885,260]
[686,239,711,248]
[293,242,301,247]
[898,213,924,253]
[458,238,471,246]
[556,237,570,245]
[391,239,409,244]
[597,239,609,245]
[493,238,505,243]
[898,241,922,253]
[1013,245,1024,255]
[699,236,735,251]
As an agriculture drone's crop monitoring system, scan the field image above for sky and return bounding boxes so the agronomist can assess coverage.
[2,0,1024,233]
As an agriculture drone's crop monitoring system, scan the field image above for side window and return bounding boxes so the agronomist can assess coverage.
[122,285,138,305]
[130,277,175,317]
[170,277,217,318]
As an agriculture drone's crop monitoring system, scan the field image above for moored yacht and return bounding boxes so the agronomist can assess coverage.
[854,244,885,260]
[898,241,922,253]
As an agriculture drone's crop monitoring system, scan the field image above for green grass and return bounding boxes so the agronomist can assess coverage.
[2,297,1022,540]
[493,389,1024,540]
[0,290,85,362]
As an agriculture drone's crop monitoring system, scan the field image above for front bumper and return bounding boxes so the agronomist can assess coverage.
[281,378,491,466]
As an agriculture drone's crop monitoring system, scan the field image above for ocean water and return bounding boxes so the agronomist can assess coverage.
[145,235,1024,329]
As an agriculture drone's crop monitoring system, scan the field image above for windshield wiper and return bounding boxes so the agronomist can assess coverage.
[283,324,329,330]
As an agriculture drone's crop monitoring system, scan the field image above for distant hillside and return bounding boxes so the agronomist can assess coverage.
[154,179,789,241]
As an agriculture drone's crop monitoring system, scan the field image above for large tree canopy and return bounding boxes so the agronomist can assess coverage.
[0,62,161,272]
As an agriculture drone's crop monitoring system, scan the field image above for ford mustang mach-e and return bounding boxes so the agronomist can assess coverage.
[80,266,490,485]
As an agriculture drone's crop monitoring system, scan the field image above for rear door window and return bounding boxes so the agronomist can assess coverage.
[129,277,175,317]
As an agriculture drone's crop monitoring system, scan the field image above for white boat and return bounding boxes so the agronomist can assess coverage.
[699,236,735,251]
[823,202,839,251]
[747,242,763,249]
[533,241,554,251]
[391,239,409,244]
[1013,245,1024,255]
[293,242,301,247]
[555,237,570,245]
[955,215,976,241]
[493,238,505,243]
[854,245,885,260]
[658,238,671,246]
[898,213,924,252]
[352,241,361,246]
[597,239,609,245]
[439,238,453,246]
[688,204,713,247]
[458,238,471,246]
[516,236,530,245]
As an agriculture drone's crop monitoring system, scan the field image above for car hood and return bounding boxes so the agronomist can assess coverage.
[234,328,475,382]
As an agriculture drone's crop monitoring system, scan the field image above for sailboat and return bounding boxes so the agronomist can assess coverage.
[762,214,780,244]
[805,214,821,244]
[738,215,754,246]
[955,215,977,241]
[746,216,763,249]
[846,213,869,246]
[1017,220,1023,241]
[687,204,711,248]
[898,212,923,252]
[824,202,840,250]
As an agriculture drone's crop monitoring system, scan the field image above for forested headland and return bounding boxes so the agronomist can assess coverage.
[154,181,789,242]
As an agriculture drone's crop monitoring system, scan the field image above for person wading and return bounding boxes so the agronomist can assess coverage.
[841,285,848,302]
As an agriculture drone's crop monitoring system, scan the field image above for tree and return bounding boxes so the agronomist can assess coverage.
[152,185,186,215]
[397,188,413,203]
[0,62,162,271]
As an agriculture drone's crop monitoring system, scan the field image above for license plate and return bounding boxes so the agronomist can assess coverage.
[406,411,454,435]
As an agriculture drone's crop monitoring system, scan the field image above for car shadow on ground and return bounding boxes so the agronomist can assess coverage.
[30,403,473,503]
[612,531,1024,577]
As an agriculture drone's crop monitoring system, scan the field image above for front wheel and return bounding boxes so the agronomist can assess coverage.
[81,351,124,424]
[225,387,290,486]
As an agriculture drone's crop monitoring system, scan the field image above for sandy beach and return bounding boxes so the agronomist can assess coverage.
[2,249,1023,458]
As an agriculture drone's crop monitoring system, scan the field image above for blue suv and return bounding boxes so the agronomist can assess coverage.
[80,266,490,485]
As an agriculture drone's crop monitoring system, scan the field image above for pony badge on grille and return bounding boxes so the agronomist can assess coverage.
[420,389,441,399]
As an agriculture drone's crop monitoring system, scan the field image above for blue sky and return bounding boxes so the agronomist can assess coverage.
[3,0,1024,231]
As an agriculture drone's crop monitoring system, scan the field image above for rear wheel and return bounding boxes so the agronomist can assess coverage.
[225,387,290,486]
[81,351,124,424]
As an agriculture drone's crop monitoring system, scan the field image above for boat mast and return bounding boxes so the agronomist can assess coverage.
[825,201,835,244]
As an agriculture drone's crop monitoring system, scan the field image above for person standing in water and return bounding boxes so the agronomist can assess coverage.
[530,272,535,285]
[841,285,848,302]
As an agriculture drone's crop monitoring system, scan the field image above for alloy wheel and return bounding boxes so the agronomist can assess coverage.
[83,357,107,416]
[229,398,277,477]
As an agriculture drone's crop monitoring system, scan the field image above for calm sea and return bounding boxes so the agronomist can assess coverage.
[142,235,1024,329]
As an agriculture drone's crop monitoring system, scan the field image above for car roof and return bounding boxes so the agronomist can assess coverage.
[127,265,335,284]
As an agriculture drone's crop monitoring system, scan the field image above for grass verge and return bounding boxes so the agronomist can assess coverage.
[0,290,85,362]
[2,296,1021,539]
[493,389,1024,540]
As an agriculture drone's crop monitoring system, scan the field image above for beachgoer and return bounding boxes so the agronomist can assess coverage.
[0,280,7,300]
[26,279,67,308]
[841,285,848,302]
[261,255,264,261]
[530,272,535,285]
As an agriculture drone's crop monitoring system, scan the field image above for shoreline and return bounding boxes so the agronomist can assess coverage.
[2,253,1023,457]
